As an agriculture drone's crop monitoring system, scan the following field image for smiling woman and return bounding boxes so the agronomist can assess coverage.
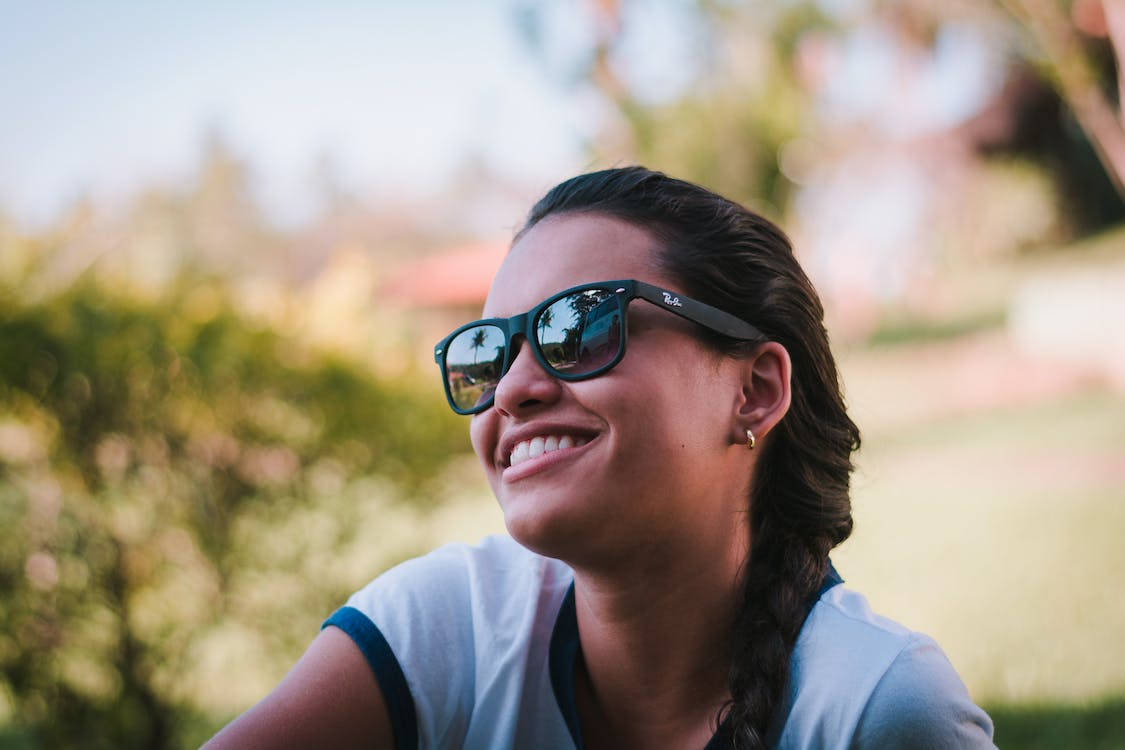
[205,168,996,749]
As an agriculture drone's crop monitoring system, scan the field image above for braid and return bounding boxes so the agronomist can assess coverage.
[521,167,859,749]
[724,523,827,749]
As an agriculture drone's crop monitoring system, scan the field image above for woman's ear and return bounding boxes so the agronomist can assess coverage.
[734,341,792,442]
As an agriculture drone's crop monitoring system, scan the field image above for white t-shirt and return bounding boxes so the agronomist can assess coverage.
[323,534,995,749]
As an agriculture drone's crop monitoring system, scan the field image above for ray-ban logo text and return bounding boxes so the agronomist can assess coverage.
[662,292,683,307]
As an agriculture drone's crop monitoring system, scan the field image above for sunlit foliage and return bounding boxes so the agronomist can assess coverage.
[0,277,466,748]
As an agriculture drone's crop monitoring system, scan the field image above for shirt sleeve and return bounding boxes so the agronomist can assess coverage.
[322,544,478,750]
[851,634,997,749]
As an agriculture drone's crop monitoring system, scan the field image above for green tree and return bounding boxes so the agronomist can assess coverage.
[537,306,554,340]
[515,0,834,215]
[469,328,487,365]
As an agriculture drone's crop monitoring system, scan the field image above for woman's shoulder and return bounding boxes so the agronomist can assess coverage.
[801,584,920,657]
[781,585,996,748]
[849,629,996,748]
[326,535,576,747]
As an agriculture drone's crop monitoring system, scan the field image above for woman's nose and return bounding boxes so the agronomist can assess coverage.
[492,336,563,416]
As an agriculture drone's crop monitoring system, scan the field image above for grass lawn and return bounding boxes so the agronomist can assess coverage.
[986,695,1125,749]
[832,385,1125,706]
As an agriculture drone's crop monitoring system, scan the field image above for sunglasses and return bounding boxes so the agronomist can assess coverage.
[434,279,766,415]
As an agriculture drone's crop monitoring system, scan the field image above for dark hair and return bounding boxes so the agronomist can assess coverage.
[520,167,860,749]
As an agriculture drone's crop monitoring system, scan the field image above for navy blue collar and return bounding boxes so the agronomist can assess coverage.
[548,561,842,750]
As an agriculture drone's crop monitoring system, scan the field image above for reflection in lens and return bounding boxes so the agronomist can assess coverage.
[445,325,505,410]
[537,290,621,375]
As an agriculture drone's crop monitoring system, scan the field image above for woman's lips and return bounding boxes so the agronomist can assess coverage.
[501,434,598,482]
[509,434,590,467]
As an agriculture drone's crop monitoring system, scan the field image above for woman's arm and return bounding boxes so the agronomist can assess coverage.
[203,626,395,749]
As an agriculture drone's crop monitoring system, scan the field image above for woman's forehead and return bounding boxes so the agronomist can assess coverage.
[483,214,666,316]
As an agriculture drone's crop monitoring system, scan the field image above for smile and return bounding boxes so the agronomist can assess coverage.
[509,434,591,468]
[500,433,599,482]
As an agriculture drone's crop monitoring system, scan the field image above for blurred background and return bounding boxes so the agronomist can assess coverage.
[2,1,1124,747]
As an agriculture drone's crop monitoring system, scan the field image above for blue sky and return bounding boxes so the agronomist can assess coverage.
[0,1,1000,231]
[0,1,604,226]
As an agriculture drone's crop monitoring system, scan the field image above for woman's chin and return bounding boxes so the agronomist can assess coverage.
[503,501,633,572]
[502,497,597,561]
[503,507,569,559]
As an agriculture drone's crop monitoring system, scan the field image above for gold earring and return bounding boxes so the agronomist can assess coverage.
[746,429,755,450]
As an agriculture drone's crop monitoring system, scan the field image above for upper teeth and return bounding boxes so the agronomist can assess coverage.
[509,434,589,467]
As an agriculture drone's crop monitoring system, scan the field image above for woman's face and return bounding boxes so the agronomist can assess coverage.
[469,213,752,567]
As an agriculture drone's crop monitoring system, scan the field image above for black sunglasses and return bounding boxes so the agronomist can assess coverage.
[433,279,766,415]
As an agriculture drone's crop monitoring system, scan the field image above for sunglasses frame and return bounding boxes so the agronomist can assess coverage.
[434,278,767,415]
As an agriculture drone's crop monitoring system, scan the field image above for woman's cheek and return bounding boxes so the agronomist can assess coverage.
[469,413,499,477]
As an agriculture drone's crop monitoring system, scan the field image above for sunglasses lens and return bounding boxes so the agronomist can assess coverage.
[444,324,506,411]
[536,290,622,376]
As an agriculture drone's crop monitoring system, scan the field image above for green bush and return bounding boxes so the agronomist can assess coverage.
[0,277,467,748]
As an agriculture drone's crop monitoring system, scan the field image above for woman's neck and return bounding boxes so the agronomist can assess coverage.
[569,526,748,749]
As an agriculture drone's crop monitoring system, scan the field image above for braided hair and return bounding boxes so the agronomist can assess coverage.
[521,167,860,749]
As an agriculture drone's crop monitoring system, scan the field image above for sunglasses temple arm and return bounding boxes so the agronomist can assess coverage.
[632,281,765,341]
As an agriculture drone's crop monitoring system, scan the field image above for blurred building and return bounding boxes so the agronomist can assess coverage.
[381,239,506,369]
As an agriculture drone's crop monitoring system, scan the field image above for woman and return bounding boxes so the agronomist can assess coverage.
[208,168,996,749]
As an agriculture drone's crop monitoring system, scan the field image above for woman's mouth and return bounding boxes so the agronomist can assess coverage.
[508,434,590,467]
[502,433,597,481]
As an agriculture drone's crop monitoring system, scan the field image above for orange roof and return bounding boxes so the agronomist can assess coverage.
[384,240,507,308]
